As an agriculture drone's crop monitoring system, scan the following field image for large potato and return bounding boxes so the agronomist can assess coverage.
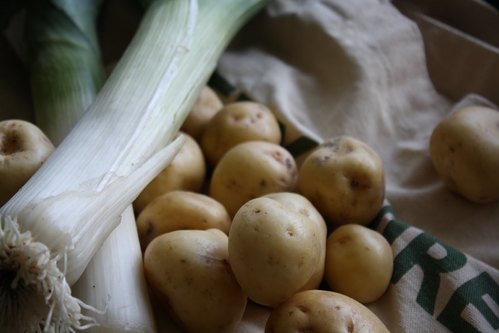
[136,190,231,249]
[144,229,246,333]
[265,290,390,333]
[181,86,223,140]
[133,133,206,213]
[228,195,326,307]
[298,136,385,226]
[430,105,499,203]
[200,101,281,166]
[262,192,327,290]
[210,141,298,217]
[325,224,393,304]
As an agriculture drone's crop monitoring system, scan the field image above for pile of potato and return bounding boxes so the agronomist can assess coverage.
[6,82,496,332]
[134,86,393,332]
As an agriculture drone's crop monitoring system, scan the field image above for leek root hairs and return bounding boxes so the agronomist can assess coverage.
[0,216,98,332]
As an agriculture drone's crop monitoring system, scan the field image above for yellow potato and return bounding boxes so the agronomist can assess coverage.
[430,105,499,203]
[136,190,231,249]
[144,229,246,333]
[265,290,390,333]
[228,195,326,307]
[0,120,55,205]
[325,224,393,304]
[181,86,223,140]
[209,141,298,217]
[298,136,385,226]
[133,133,206,213]
[200,101,281,166]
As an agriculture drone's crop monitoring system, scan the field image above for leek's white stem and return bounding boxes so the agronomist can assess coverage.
[72,207,156,333]
[0,0,268,331]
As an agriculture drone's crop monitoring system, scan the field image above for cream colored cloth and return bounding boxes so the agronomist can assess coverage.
[217,0,499,332]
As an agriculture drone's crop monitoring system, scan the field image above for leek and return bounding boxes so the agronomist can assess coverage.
[0,0,269,332]
[26,0,155,332]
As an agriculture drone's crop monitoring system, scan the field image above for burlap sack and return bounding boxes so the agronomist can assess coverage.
[213,0,498,332]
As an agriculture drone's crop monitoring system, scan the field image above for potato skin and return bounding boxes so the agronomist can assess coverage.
[265,290,390,333]
[228,195,326,307]
[136,190,231,249]
[210,141,298,217]
[181,86,223,140]
[298,136,385,226]
[144,229,246,333]
[133,133,206,213]
[430,105,499,203]
[325,224,393,304]
[262,192,327,290]
[201,101,281,166]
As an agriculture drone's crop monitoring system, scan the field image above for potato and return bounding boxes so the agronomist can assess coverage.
[430,105,499,203]
[136,190,231,249]
[181,86,223,140]
[210,141,298,217]
[325,224,393,304]
[298,136,385,226]
[133,133,206,213]
[262,192,327,290]
[200,101,281,166]
[228,195,326,307]
[144,229,246,333]
[265,290,390,333]
[0,120,55,205]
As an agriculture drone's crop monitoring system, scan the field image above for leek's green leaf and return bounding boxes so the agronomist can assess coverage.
[26,0,105,144]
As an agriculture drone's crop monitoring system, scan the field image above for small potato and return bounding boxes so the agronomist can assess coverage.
[144,229,246,333]
[430,105,499,203]
[0,120,55,205]
[228,195,326,307]
[265,290,390,333]
[136,190,231,249]
[210,141,298,217]
[325,224,393,304]
[201,101,281,166]
[181,86,223,140]
[133,133,206,213]
[298,136,385,226]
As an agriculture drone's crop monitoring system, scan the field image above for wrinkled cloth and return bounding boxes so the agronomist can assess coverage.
[217,0,499,332]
